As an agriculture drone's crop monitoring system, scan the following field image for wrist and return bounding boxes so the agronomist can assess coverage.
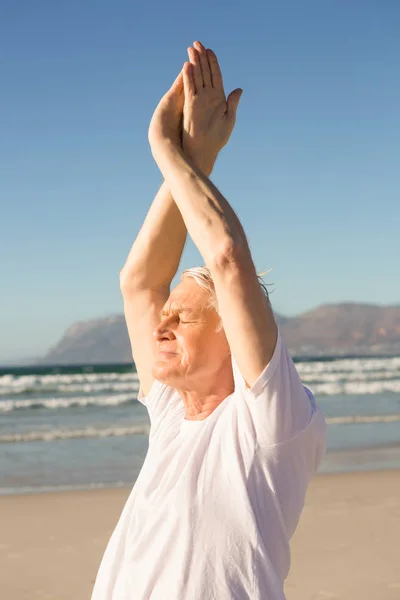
[151,137,185,175]
[188,152,218,177]
[153,139,217,176]
[151,135,180,160]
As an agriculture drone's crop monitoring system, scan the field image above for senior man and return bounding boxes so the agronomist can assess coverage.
[92,41,326,600]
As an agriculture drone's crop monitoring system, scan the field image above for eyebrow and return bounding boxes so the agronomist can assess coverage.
[159,306,197,318]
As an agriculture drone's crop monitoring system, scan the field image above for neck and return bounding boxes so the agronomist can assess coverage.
[177,369,235,421]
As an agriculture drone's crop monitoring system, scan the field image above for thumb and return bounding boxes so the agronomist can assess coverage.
[227,88,243,121]
[169,70,184,95]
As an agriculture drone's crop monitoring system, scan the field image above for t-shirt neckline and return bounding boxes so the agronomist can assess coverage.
[179,392,234,434]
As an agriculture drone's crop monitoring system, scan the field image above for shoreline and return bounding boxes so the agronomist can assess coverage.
[2,469,400,599]
[3,452,400,496]
[0,480,132,497]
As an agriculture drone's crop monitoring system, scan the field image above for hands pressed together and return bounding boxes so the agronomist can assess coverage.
[148,41,243,175]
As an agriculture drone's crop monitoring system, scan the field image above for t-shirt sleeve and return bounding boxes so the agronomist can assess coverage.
[137,379,172,423]
[232,327,326,450]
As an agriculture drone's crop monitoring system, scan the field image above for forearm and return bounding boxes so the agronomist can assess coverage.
[120,181,187,291]
[153,141,248,267]
[120,155,216,291]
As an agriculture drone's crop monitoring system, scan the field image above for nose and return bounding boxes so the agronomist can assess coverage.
[154,317,175,341]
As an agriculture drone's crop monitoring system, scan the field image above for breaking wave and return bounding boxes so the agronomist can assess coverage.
[0,392,138,412]
[0,424,150,443]
[0,372,139,397]
[309,379,400,395]
[2,415,400,444]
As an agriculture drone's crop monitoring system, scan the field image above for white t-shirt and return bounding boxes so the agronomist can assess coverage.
[92,329,326,600]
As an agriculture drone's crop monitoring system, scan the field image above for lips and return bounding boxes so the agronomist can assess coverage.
[158,343,176,351]
[158,347,177,357]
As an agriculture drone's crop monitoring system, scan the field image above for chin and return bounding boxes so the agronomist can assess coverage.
[152,361,180,386]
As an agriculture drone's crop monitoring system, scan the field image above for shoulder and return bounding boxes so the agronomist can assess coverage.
[231,328,327,449]
[137,379,181,421]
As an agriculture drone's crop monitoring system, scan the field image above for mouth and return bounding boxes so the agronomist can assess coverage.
[158,350,177,357]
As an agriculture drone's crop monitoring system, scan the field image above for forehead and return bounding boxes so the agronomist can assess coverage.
[164,278,210,312]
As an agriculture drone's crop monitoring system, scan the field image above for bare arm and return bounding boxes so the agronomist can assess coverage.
[121,45,238,396]
[120,181,186,291]
[120,164,214,397]
[149,45,277,388]
[120,181,187,396]
[151,143,277,388]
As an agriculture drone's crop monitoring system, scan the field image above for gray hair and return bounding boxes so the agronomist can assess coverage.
[181,266,271,332]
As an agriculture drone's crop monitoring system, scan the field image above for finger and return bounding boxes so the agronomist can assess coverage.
[182,62,195,98]
[206,48,223,90]
[193,40,212,88]
[187,46,202,94]
[170,70,184,94]
[227,88,243,122]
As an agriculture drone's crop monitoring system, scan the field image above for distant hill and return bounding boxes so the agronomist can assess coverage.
[278,303,400,356]
[39,303,400,365]
[41,315,130,365]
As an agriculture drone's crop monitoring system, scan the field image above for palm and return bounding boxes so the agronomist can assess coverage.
[184,91,227,145]
[182,42,242,168]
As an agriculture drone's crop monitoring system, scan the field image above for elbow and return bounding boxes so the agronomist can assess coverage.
[209,238,250,273]
[120,267,169,297]
[119,268,130,295]
[119,267,141,295]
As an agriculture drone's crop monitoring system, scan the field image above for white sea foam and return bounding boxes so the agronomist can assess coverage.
[296,356,400,374]
[293,356,400,394]
[310,379,400,396]
[1,414,399,444]
[0,392,139,412]
[325,414,400,425]
[0,381,140,398]
[300,371,400,383]
[1,356,399,407]
[0,372,139,397]
[0,481,131,496]
[0,372,139,386]
[0,424,151,443]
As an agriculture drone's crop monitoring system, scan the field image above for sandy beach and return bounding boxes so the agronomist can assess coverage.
[1,470,399,600]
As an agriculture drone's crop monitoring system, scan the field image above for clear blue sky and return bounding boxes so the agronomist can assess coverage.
[1,1,399,362]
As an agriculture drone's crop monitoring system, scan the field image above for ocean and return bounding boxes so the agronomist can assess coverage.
[1,355,400,495]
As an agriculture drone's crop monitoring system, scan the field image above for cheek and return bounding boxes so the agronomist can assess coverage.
[177,329,205,363]
[189,329,222,360]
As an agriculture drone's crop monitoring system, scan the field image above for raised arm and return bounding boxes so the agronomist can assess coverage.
[148,43,278,388]
[120,177,187,396]
[120,47,240,396]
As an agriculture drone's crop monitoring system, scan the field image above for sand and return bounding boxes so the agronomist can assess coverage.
[1,470,399,600]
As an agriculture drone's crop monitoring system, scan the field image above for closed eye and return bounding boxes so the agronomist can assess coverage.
[160,310,197,322]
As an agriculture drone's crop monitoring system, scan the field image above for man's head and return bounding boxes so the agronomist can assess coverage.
[152,267,232,393]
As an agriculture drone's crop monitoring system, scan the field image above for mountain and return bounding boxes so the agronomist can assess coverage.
[40,303,400,365]
[278,303,400,356]
[42,315,131,365]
